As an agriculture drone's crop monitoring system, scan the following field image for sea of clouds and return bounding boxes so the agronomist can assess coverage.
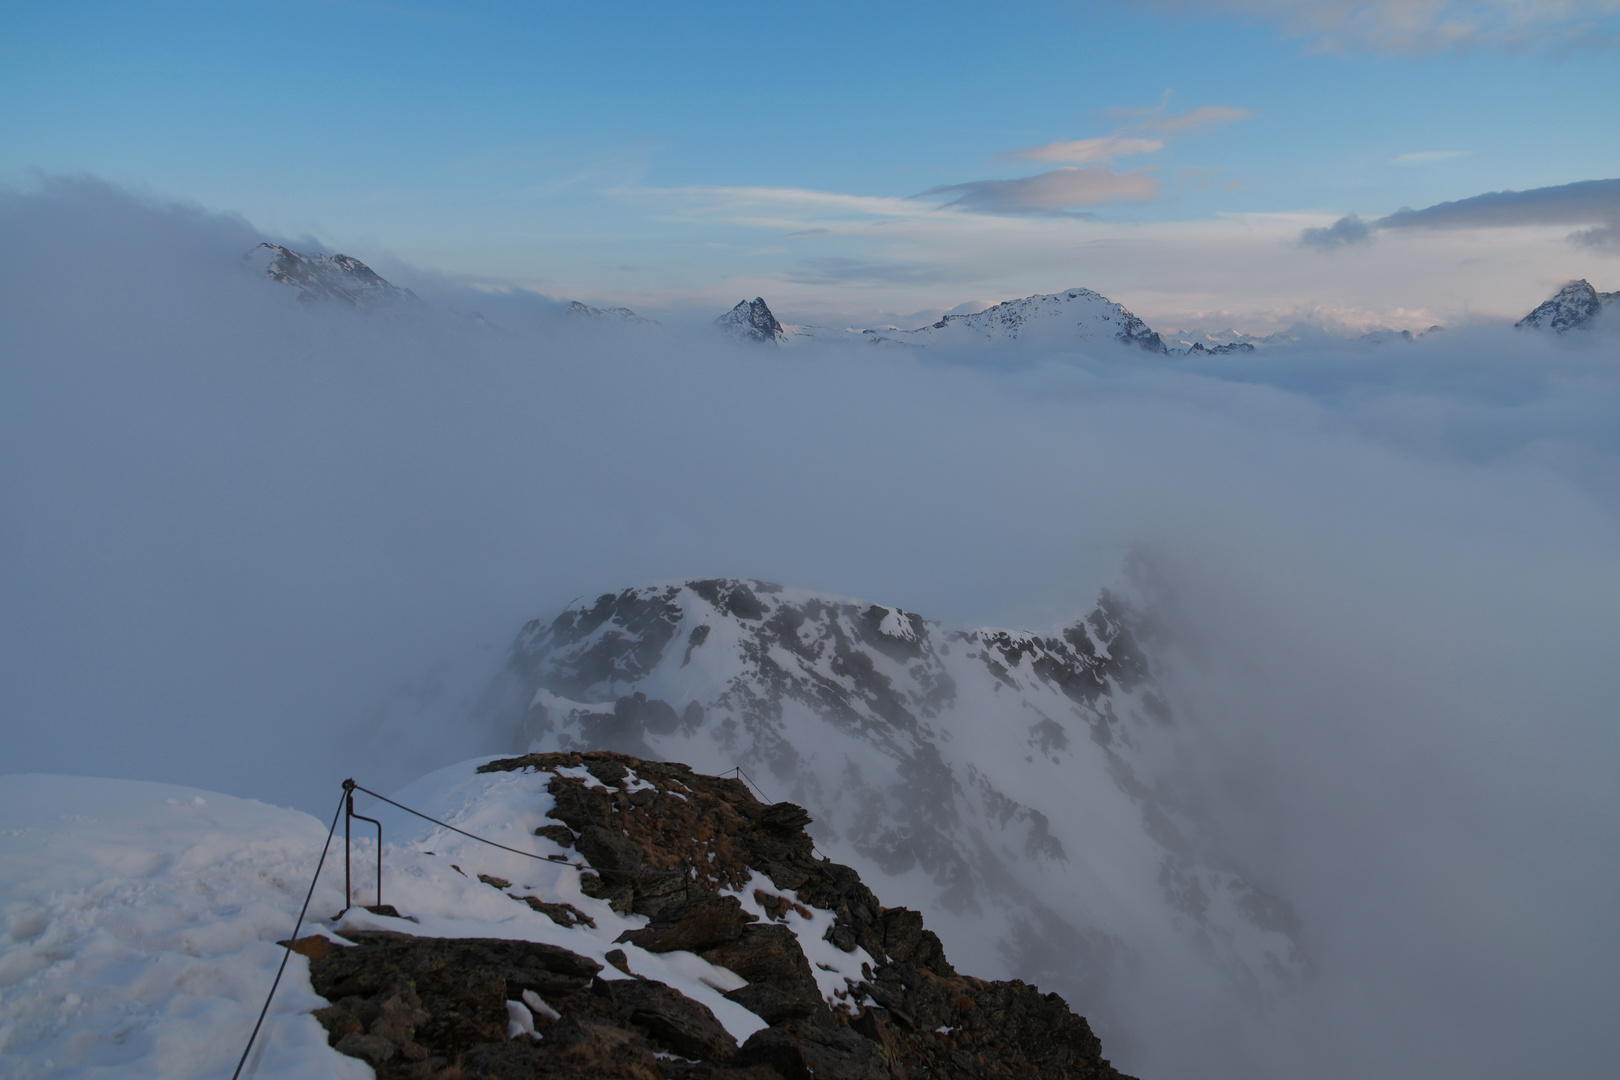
[2,178,1617,1080]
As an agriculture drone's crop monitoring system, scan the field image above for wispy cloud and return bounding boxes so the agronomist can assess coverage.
[1391,150,1472,164]
[1141,104,1255,134]
[1134,0,1620,54]
[997,105,1250,166]
[1002,135,1165,166]
[1095,94,1255,135]
[916,167,1159,216]
[783,257,977,287]
[947,96,1249,218]
[1301,177,1620,249]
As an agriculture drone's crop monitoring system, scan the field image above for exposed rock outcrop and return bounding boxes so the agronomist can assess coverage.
[304,750,1135,1079]
[716,298,787,344]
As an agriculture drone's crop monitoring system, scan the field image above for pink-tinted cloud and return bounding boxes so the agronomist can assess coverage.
[918,166,1161,215]
[1003,135,1165,165]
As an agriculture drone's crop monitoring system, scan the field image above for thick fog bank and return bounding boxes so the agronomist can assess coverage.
[3,181,1618,1079]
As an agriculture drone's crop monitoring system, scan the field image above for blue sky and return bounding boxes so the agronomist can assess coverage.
[4,1,1617,327]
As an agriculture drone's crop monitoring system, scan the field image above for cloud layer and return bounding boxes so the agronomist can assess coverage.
[1303,177,1620,250]
[3,180,1619,1080]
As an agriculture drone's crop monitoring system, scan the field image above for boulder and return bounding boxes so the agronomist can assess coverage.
[595,977,739,1062]
[616,895,754,953]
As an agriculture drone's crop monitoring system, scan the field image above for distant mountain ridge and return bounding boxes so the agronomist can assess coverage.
[567,300,663,327]
[248,238,1600,345]
[719,289,1175,354]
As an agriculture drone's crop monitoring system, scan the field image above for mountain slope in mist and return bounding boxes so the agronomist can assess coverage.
[245,242,420,308]
[470,569,1308,1060]
[1516,278,1617,333]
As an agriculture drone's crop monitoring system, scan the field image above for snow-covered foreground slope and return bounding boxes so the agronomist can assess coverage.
[0,776,361,1079]
[0,765,800,1079]
[476,575,1307,1061]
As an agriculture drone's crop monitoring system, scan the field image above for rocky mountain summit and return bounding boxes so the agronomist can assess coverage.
[303,750,1133,1079]
[1516,279,1617,333]
[717,298,789,344]
[244,242,420,307]
[468,575,1307,1058]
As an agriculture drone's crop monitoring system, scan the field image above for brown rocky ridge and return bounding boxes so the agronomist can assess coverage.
[299,750,1137,1080]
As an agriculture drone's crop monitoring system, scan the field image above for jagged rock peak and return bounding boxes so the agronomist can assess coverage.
[1172,340,1256,356]
[566,300,661,327]
[244,242,418,308]
[1516,279,1618,333]
[716,297,786,344]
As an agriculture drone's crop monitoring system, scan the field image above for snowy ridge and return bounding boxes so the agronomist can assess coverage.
[566,300,662,327]
[876,288,1166,352]
[480,576,1308,1045]
[243,243,419,308]
[1516,279,1618,333]
[720,290,1170,354]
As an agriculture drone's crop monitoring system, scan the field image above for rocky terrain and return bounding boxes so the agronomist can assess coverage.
[300,750,1134,1080]
[1516,279,1617,333]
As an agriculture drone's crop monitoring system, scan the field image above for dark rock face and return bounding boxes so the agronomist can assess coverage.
[716,298,787,344]
[305,751,1136,1079]
[1516,279,1618,333]
[617,895,755,953]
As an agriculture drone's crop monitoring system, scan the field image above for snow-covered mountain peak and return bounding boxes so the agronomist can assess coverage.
[244,242,418,308]
[893,287,1167,352]
[475,575,1307,1050]
[737,288,1171,353]
[716,297,787,344]
[1516,279,1618,333]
